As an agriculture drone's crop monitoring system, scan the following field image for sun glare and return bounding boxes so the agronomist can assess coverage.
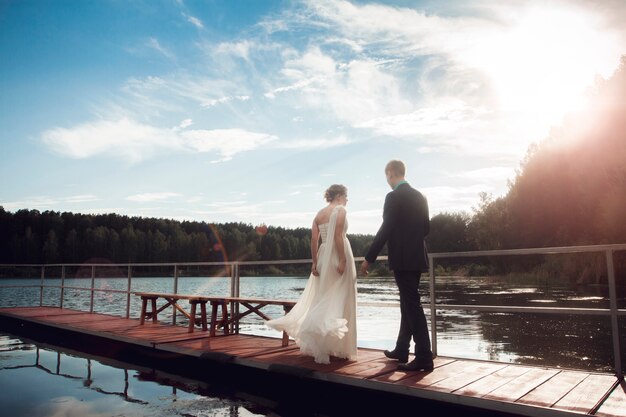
[475,5,621,141]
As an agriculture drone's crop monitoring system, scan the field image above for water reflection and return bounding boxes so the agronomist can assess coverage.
[0,334,276,417]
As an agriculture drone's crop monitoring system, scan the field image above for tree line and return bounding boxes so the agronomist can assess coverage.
[0,207,378,266]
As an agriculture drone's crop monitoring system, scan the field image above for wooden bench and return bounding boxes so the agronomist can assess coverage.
[134,292,296,346]
[136,292,211,333]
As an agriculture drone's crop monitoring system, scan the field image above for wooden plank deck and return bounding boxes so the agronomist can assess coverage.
[0,306,623,417]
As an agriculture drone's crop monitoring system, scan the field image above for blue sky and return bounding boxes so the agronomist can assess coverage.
[2,0,625,234]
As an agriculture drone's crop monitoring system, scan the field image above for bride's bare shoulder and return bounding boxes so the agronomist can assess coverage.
[314,206,331,225]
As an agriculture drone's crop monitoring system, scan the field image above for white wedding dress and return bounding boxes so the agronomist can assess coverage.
[266,205,357,364]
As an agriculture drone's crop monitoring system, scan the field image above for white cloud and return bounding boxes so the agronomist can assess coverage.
[347,208,386,235]
[455,167,516,182]
[205,201,248,208]
[423,185,490,214]
[257,18,289,34]
[183,12,204,29]
[192,199,308,227]
[183,128,277,162]
[201,95,250,108]
[179,118,193,129]
[64,194,99,203]
[268,48,411,125]
[303,0,472,57]
[323,36,364,53]
[276,134,353,150]
[357,100,529,157]
[42,119,278,163]
[1,195,99,211]
[1,197,57,211]
[264,76,322,99]
[42,118,183,163]
[186,195,204,204]
[147,37,175,60]
[126,192,181,202]
[215,40,255,60]
[356,100,527,159]
[119,74,247,114]
[357,100,485,138]
[193,202,314,229]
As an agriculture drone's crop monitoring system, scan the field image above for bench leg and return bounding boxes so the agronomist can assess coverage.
[200,302,208,331]
[221,301,229,335]
[188,301,197,333]
[151,298,157,323]
[210,301,218,337]
[140,298,147,325]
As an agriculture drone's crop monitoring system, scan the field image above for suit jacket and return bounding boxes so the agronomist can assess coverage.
[365,182,430,272]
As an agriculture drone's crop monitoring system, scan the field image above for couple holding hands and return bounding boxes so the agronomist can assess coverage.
[266,160,433,372]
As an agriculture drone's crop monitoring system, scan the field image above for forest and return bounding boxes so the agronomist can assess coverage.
[2,58,625,280]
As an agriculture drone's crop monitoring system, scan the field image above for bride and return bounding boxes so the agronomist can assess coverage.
[266,184,357,364]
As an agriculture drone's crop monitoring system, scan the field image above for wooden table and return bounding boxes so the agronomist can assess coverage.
[135,292,296,346]
[136,292,209,333]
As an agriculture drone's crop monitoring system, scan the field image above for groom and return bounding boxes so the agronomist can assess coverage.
[360,160,433,371]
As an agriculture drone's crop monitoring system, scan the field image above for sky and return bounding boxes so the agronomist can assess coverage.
[1,0,626,234]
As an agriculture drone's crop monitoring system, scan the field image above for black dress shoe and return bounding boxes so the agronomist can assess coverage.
[397,358,434,372]
[383,349,409,363]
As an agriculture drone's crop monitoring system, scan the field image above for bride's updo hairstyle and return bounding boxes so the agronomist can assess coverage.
[324,184,347,202]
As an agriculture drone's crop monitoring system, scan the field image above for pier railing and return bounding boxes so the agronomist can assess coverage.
[0,243,624,377]
[428,243,626,379]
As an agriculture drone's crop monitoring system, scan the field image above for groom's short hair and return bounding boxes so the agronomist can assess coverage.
[385,160,405,177]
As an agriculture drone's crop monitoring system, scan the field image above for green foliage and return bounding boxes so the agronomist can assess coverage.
[428,212,473,252]
[0,208,313,265]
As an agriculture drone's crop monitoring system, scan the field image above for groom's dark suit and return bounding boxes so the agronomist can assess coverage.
[365,182,432,359]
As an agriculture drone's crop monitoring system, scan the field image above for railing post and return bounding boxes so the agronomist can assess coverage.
[172,264,179,325]
[39,265,45,307]
[90,265,95,313]
[231,263,240,334]
[429,255,437,357]
[230,263,236,297]
[60,265,65,308]
[606,250,623,378]
[126,265,132,319]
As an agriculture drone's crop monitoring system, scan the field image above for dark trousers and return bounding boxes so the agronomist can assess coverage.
[393,270,432,358]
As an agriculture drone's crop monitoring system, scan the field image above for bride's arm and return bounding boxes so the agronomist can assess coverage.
[310,219,320,276]
[334,208,347,275]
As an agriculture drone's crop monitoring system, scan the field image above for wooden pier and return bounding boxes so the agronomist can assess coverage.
[0,306,624,417]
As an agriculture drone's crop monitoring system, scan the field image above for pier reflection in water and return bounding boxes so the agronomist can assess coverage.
[0,333,282,417]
